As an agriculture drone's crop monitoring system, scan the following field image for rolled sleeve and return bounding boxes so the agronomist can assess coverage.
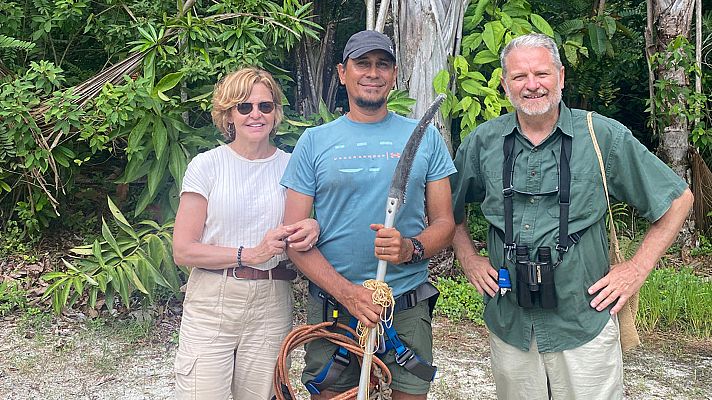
[605,123,688,222]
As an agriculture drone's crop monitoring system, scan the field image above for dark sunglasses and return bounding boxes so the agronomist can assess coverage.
[235,101,275,115]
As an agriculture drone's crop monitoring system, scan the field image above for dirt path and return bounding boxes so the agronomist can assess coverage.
[0,314,710,399]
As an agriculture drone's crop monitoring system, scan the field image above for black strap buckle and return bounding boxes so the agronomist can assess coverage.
[555,243,569,253]
[502,186,514,197]
[395,348,415,367]
[333,349,350,366]
[401,290,417,310]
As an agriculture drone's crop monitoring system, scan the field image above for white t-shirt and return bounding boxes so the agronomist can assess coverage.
[181,145,290,270]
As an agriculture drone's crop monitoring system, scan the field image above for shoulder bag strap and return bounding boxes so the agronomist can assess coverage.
[587,112,623,262]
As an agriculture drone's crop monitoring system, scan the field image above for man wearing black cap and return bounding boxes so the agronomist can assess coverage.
[281,30,456,399]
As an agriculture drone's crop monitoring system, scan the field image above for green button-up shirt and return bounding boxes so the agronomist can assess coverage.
[451,103,687,352]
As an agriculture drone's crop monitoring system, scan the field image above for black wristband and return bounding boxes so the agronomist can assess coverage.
[237,246,244,268]
[404,237,425,264]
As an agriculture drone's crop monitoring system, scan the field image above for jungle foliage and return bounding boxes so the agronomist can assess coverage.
[1,0,712,318]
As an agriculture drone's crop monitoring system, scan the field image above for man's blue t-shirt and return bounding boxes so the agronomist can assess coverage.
[281,112,456,296]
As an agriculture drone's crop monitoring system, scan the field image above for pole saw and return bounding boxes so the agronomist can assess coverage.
[356,94,446,400]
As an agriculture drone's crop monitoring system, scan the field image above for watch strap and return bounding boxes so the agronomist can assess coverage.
[405,237,425,264]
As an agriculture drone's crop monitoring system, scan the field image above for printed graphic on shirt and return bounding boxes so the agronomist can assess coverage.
[332,140,401,176]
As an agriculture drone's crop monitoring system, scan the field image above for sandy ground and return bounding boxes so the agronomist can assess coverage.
[0,313,710,400]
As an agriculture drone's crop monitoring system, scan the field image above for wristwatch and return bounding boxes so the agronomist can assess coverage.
[405,237,425,264]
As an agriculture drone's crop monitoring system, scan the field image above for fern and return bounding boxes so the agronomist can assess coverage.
[0,35,35,51]
[0,128,14,160]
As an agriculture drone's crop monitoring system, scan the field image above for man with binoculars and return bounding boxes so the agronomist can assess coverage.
[450,33,693,399]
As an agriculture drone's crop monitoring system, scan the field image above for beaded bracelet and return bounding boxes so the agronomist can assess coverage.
[237,246,244,268]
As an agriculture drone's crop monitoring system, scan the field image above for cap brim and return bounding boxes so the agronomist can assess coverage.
[344,46,395,62]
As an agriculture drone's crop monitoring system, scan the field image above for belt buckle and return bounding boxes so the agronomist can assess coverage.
[232,266,247,280]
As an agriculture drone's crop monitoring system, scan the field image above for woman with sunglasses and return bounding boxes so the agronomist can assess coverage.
[172,67,319,399]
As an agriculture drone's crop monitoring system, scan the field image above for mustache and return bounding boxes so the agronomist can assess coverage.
[522,88,548,96]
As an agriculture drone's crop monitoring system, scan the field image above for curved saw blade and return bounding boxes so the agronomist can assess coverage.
[387,94,446,205]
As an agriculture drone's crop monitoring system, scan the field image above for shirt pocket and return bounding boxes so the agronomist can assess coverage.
[546,171,602,219]
[481,166,504,216]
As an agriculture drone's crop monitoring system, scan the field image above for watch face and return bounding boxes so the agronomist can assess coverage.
[411,237,424,263]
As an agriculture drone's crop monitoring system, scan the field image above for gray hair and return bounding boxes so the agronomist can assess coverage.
[500,33,562,77]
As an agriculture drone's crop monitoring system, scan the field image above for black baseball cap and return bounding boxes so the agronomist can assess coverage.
[342,30,396,63]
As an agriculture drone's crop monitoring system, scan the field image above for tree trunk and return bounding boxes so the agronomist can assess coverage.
[651,0,695,246]
[392,0,470,155]
[652,0,694,179]
[292,1,343,116]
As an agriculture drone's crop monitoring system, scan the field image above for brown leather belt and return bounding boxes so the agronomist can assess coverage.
[203,261,296,281]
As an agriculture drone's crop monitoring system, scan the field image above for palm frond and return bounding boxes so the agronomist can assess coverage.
[691,147,712,233]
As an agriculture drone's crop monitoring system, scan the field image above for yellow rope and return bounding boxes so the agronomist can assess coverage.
[356,279,395,352]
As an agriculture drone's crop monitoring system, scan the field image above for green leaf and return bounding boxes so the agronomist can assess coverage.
[482,22,497,53]
[168,143,187,190]
[119,158,152,184]
[115,265,132,307]
[530,14,554,37]
[127,264,149,295]
[465,71,486,81]
[146,234,165,268]
[92,239,105,268]
[563,43,579,66]
[107,196,138,240]
[147,146,168,197]
[101,218,122,256]
[588,24,607,56]
[58,282,71,314]
[318,100,334,123]
[156,91,170,101]
[433,70,449,94]
[155,71,184,93]
[134,185,154,217]
[453,55,469,75]
[461,80,484,95]
[128,115,151,152]
[284,119,312,127]
[472,49,499,65]
[88,287,98,309]
[603,16,617,37]
[499,12,513,29]
[153,118,168,161]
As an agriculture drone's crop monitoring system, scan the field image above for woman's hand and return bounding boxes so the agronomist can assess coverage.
[284,218,320,252]
[244,226,290,265]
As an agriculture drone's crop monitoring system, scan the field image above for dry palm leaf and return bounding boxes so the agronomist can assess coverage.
[21,0,198,211]
[690,147,712,233]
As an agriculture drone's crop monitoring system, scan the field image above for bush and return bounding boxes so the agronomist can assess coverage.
[467,204,489,244]
[41,197,183,314]
[434,276,484,324]
[638,267,712,337]
[0,280,29,316]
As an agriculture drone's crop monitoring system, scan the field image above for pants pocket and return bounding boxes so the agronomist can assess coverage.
[175,352,197,376]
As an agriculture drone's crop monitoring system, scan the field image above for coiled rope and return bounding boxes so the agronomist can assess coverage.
[273,280,396,400]
[272,322,392,400]
[356,280,395,351]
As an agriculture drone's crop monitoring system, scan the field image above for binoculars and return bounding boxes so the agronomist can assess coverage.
[515,245,557,309]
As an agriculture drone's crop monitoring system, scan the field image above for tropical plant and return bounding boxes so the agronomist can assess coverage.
[42,197,180,314]
[0,0,321,238]
[434,0,555,139]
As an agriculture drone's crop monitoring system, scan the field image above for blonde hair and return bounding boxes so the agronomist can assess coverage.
[211,67,284,141]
